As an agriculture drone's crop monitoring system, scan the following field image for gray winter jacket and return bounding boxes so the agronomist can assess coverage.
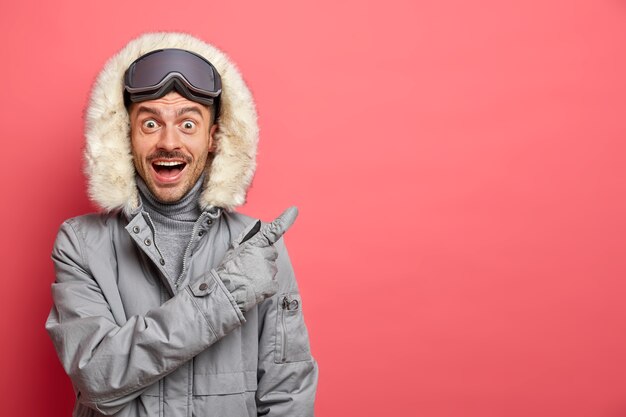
[45,33,318,417]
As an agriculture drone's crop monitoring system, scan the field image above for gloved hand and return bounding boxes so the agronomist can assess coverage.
[215,206,298,313]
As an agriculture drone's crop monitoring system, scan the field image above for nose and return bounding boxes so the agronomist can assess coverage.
[156,125,182,151]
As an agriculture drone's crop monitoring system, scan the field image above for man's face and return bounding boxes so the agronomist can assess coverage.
[129,91,217,203]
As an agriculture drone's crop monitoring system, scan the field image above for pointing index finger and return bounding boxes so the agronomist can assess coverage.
[260,206,299,245]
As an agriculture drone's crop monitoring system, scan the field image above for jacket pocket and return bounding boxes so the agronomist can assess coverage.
[193,371,257,395]
[192,372,256,417]
[274,292,312,363]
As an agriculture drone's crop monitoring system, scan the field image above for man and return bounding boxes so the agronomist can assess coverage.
[45,32,318,417]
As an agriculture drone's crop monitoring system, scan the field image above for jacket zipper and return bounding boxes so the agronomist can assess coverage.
[175,212,208,290]
[281,296,290,362]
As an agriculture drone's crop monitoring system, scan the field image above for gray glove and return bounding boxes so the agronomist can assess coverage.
[215,206,298,313]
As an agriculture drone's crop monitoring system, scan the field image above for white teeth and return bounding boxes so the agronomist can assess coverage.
[154,161,184,166]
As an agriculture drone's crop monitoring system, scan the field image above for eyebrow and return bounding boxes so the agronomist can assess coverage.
[176,106,203,117]
[134,106,204,118]
[135,106,161,117]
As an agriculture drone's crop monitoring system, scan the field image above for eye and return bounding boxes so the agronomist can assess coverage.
[142,119,158,130]
[182,120,196,130]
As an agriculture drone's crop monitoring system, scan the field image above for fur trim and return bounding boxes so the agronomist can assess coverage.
[84,32,258,214]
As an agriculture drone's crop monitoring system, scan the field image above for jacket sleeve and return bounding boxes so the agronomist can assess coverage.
[256,238,319,416]
[45,220,246,415]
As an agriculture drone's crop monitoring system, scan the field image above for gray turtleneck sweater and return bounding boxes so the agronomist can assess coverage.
[137,175,204,282]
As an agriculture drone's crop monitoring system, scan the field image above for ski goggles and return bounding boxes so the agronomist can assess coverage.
[124,48,222,115]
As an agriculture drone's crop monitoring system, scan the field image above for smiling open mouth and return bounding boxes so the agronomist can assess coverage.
[152,160,187,179]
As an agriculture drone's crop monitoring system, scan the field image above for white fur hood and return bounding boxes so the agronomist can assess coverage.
[84,32,258,214]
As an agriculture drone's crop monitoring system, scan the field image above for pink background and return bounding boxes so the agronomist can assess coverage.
[2,0,626,416]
